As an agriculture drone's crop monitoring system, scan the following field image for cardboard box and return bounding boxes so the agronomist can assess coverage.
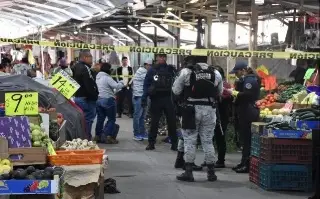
[251,122,267,135]
[0,138,47,166]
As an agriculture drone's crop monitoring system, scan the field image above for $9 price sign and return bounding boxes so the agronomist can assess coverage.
[5,92,39,116]
[50,71,80,99]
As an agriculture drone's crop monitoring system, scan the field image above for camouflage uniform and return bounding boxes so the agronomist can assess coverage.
[172,63,223,182]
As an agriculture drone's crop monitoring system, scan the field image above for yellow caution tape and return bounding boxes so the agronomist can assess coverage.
[1,38,319,59]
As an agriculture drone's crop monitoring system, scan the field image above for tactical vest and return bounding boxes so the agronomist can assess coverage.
[183,64,218,100]
[151,65,175,94]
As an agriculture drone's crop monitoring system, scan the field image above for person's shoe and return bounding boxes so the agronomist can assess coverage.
[142,133,149,140]
[215,160,226,168]
[235,165,249,173]
[146,144,155,150]
[133,135,143,141]
[176,163,194,182]
[94,135,102,143]
[207,164,218,182]
[116,114,122,118]
[232,163,243,171]
[105,136,119,144]
[174,152,185,169]
[183,163,202,171]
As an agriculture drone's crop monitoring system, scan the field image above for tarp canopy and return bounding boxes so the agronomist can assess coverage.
[0,75,86,140]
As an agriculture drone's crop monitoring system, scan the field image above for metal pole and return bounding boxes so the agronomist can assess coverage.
[40,26,45,79]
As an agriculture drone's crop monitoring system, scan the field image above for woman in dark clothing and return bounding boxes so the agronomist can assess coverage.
[201,66,233,168]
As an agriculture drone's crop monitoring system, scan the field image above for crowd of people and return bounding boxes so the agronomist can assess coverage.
[1,49,319,185]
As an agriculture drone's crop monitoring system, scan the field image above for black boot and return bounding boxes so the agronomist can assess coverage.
[176,163,194,182]
[146,144,155,150]
[207,164,218,182]
[174,152,185,169]
[183,163,203,171]
[215,160,225,168]
[232,163,243,171]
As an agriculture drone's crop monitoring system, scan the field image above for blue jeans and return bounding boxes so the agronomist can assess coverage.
[74,97,96,140]
[95,97,117,137]
[132,96,146,136]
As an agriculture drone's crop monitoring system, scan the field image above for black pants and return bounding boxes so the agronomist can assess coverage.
[116,88,133,115]
[149,97,177,145]
[237,104,259,166]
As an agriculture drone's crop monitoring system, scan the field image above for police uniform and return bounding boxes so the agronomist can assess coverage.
[230,63,260,173]
[142,62,178,151]
[172,63,223,182]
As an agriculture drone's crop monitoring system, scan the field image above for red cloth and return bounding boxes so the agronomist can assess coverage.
[222,81,232,99]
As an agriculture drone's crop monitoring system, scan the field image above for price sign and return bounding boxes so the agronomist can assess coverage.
[50,70,80,99]
[5,92,39,116]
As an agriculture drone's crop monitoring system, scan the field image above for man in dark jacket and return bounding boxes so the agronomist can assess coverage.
[142,54,178,151]
[73,50,99,140]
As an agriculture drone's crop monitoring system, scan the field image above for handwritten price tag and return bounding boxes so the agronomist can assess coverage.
[5,92,39,116]
[50,70,80,99]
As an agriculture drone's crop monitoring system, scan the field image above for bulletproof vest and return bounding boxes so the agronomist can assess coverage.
[152,65,174,93]
[184,64,218,99]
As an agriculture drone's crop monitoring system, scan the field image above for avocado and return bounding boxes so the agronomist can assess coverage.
[26,166,36,175]
[1,173,11,180]
[12,170,27,179]
[43,171,53,180]
[26,175,36,180]
[44,167,54,175]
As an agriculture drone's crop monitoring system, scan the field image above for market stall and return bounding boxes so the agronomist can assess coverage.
[0,72,107,199]
[249,77,320,193]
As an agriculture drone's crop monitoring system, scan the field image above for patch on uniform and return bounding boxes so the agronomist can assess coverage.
[245,83,252,89]
[153,75,159,81]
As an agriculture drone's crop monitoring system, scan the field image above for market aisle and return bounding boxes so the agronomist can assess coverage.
[97,117,309,199]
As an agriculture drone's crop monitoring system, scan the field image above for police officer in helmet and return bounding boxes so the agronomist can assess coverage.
[230,62,260,173]
[142,54,178,151]
[172,54,223,182]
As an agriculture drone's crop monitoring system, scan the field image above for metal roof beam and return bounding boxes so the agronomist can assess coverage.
[70,0,105,13]
[2,8,58,25]
[0,15,31,25]
[0,11,39,26]
[17,0,84,20]
[46,0,94,17]
[14,4,66,21]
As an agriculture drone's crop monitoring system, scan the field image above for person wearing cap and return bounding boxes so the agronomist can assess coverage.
[230,62,260,173]
[115,56,134,118]
[142,54,178,151]
[132,59,152,141]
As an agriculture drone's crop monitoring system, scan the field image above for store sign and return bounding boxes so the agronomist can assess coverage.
[4,92,39,116]
[50,70,80,99]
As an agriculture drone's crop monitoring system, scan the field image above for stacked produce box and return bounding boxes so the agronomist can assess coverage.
[249,121,313,192]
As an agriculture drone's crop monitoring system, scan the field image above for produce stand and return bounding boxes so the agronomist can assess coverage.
[249,82,320,193]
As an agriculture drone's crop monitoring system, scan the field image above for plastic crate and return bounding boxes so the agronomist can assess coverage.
[251,134,261,157]
[259,163,313,192]
[249,156,259,185]
[260,137,312,164]
[48,149,105,166]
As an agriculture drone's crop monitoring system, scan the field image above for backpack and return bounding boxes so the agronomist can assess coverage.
[189,64,217,99]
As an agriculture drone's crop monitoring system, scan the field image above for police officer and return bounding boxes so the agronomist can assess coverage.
[230,62,260,173]
[142,54,178,151]
[172,55,223,182]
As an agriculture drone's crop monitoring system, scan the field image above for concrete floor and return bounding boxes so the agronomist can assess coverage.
[99,117,310,199]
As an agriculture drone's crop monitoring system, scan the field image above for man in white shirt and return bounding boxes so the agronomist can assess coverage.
[115,57,135,118]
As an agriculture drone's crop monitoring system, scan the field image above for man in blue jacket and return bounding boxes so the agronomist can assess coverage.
[142,54,178,151]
